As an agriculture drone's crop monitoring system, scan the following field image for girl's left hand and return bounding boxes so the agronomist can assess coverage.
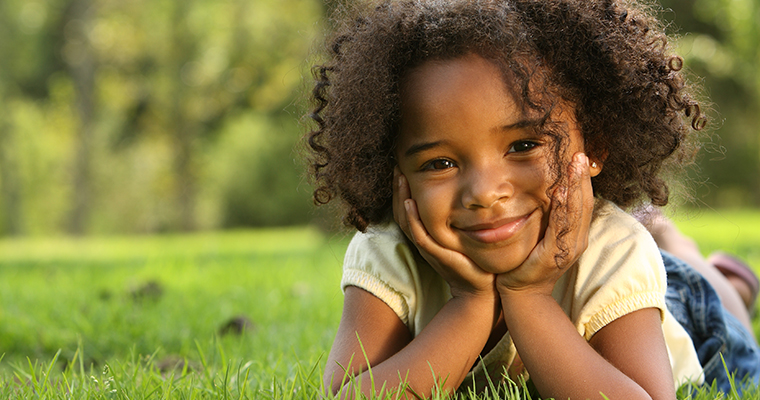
[393,167,497,300]
[496,152,595,296]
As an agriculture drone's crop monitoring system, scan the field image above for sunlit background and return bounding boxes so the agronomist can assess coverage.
[0,0,757,237]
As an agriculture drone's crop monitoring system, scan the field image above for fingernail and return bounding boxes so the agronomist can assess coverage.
[404,199,411,212]
[575,152,587,165]
[575,153,591,174]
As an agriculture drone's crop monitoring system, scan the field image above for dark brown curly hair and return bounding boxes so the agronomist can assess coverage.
[306,0,704,232]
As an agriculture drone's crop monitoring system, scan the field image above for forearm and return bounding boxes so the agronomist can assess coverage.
[500,291,656,400]
[334,295,496,400]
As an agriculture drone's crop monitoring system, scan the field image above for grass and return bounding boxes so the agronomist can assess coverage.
[669,208,760,266]
[0,209,758,399]
[0,227,349,398]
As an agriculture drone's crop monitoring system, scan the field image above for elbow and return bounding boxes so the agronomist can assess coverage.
[323,374,343,397]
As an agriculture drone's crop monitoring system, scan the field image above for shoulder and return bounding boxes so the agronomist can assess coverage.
[588,199,654,247]
[342,222,450,333]
[344,222,421,286]
[345,221,409,262]
[342,222,422,326]
[566,199,667,338]
[584,199,663,273]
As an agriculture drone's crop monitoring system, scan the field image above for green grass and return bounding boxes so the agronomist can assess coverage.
[0,210,759,399]
[671,208,760,268]
[0,227,350,398]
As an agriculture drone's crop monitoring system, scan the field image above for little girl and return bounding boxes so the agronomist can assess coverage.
[306,0,759,399]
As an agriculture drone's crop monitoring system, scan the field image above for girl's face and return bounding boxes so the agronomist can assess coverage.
[396,54,596,274]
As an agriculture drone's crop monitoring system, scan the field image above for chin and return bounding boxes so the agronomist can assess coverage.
[480,265,518,274]
[473,254,525,274]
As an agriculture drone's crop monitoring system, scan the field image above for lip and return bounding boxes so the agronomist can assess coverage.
[455,211,534,244]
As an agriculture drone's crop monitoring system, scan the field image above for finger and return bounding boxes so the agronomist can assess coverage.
[533,152,589,269]
[404,198,486,281]
[576,153,596,247]
[404,198,461,266]
[395,172,414,241]
[555,152,594,265]
[566,152,594,250]
[404,198,442,259]
[535,179,568,267]
[392,167,407,229]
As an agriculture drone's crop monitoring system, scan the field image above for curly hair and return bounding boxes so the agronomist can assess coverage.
[306,0,704,232]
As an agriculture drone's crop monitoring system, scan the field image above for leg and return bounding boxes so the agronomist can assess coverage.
[637,208,756,339]
[707,252,759,311]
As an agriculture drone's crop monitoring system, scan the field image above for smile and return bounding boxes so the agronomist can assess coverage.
[456,211,534,244]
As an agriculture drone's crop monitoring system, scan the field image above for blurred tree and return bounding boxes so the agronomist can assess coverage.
[660,0,760,206]
[3,0,754,237]
[64,0,97,235]
[0,7,21,236]
[99,0,320,231]
[0,0,322,235]
[0,0,66,235]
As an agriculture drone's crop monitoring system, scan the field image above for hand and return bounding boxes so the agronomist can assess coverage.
[496,152,595,296]
[393,167,497,300]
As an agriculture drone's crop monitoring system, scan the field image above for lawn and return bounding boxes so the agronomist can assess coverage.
[0,227,350,398]
[0,209,759,399]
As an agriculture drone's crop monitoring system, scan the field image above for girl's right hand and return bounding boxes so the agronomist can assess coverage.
[393,167,497,300]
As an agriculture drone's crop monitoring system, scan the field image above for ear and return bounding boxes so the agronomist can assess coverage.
[589,158,603,177]
[587,148,608,178]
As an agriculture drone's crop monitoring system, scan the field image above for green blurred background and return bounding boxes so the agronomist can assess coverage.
[0,0,757,236]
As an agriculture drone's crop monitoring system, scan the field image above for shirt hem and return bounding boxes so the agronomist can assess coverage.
[584,291,665,340]
[342,268,410,324]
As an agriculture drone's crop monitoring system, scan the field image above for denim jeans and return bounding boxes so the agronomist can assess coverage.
[662,250,760,393]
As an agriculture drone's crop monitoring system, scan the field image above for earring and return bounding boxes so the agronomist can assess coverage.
[591,161,598,168]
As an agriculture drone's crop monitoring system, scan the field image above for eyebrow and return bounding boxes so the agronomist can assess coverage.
[402,118,540,158]
[404,141,445,158]
[504,119,541,130]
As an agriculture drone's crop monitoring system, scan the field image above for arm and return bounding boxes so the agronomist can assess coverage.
[497,153,675,400]
[500,294,674,400]
[324,169,500,399]
[324,286,496,399]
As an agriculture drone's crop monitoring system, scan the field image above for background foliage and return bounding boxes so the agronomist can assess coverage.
[661,0,760,208]
[0,0,757,236]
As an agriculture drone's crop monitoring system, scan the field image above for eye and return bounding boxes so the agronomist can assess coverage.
[508,140,539,153]
[422,159,456,171]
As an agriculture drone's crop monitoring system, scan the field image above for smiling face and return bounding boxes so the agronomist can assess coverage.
[396,54,594,274]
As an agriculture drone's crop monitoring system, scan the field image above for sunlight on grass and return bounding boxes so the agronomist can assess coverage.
[1,211,760,398]
[671,208,760,270]
[0,226,330,263]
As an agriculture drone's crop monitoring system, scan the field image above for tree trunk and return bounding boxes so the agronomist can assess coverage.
[172,121,197,231]
[170,0,197,231]
[65,0,96,235]
[0,117,22,236]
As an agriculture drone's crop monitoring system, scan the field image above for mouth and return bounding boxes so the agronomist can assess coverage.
[455,210,535,244]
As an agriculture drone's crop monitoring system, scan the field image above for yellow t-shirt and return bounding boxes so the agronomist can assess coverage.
[341,199,704,389]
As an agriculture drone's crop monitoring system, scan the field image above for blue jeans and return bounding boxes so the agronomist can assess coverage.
[663,250,760,393]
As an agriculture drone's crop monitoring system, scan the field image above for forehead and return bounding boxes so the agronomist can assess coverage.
[401,55,513,108]
[398,54,520,132]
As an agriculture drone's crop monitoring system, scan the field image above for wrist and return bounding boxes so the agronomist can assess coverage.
[450,283,498,306]
[495,274,556,299]
[497,284,554,304]
[448,289,501,326]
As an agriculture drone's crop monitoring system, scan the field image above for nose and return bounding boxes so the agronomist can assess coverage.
[460,167,514,209]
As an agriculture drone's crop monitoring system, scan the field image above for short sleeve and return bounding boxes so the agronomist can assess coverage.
[553,200,668,340]
[341,222,450,335]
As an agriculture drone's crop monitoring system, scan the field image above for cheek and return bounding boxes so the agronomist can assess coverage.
[409,183,450,228]
[516,162,553,202]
